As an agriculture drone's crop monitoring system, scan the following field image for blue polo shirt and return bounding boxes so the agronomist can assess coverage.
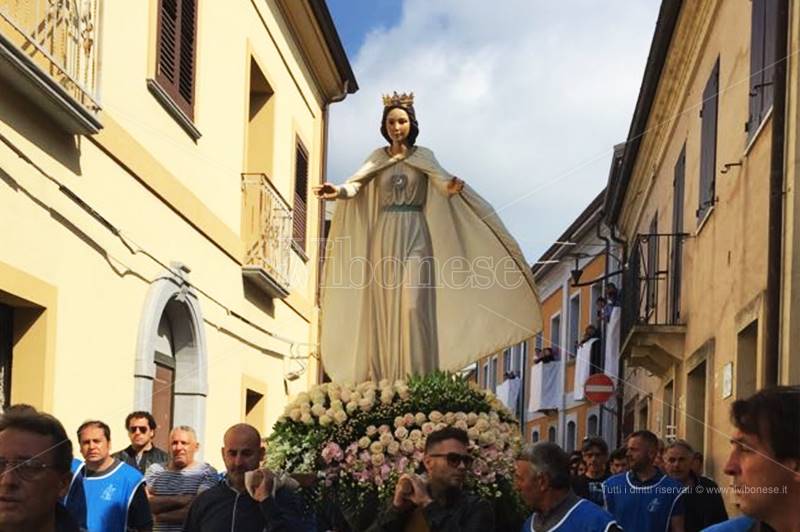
[603,469,685,532]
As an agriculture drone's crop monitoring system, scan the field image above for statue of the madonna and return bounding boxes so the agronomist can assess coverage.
[315,92,542,384]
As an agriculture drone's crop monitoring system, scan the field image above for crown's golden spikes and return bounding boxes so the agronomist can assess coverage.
[382,91,415,108]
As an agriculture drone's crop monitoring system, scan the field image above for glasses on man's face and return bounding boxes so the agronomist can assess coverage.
[428,452,474,468]
[128,426,150,434]
[0,458,56,481]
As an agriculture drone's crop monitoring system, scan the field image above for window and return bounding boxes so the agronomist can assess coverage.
[548,426,557,443]
[535,332,543,351]
[587,414,598,437]
[489,356,498,392]
[532,429,540,443]
[698,58,719,222]
[550,313,561,359]
[0,304,13,411]
[590,283,603,326]
[482,362,489,389]
[566,421,577,452]
[737,321,758,399]
[155,0,198,119]
[245,388,265,434]
[646,214,659,315]
[503,348,512,374]
[671,146,686,323]
[748,0,780,139]
[245,59,275,174]
[568,293,580,357]
[293,141,309,252]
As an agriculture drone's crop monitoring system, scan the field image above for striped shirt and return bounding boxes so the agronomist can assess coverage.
[145,462,218,532]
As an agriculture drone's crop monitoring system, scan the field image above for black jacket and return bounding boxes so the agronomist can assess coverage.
[684,474,729,532]
[366,491,494,532]
[182,480,313,532]
[113,445,169,475]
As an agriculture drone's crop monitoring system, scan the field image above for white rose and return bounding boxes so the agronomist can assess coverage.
[340,388,352,403]
[400,439,415,454]
[289,408,302,422]
[334,410,348,424]
[415,413,427,425]
[454,420,468,431]
[396,385,410,400]
[467,427,480,440]
[358,436,371,449]
[319,415,333,427]
[346,401,359,414]
[330,399,344,411]
[429,410,444,423]
[394,426,409,439]
[378,424,391,434]
[311,404,325,417]
[358,397,374,412]
[371,453,385,466]
[369,441,384,454]
[444,412,455,424]
[300,413,313,425]
[467,413,479,426]
[379,432,394,446]
[409,429,423,441]
[386,441,400,455]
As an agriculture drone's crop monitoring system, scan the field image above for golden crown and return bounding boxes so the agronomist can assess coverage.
[382,91,415,108]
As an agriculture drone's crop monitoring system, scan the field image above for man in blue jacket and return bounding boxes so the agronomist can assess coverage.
[182,424,312,532]
[603,430,686,532]
[515,442,620,531]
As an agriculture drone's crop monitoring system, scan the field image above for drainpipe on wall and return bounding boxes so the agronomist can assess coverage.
[765,0,788,387]
[608,224,627,448]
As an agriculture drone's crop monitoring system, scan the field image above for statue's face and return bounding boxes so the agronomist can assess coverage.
[385,107,411,144]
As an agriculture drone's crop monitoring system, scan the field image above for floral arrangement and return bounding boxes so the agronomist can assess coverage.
[266,371,526,529]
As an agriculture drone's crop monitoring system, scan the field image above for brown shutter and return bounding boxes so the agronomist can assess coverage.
[155,0,197,118]
[698,58,719,222]
[293,143,309,251]
[761,0,779,112]
[748,0,766,137]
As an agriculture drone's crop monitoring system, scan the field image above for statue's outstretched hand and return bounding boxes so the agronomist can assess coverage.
[313,182,339,200]
[447,177,465,196]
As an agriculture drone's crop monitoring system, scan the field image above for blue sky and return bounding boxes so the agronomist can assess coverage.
[327,0,402,58]
[325,1,661,262]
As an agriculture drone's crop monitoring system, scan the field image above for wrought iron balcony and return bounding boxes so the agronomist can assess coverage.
[620,232,688,375]
[0,0,101,133]
[241,173,293,299]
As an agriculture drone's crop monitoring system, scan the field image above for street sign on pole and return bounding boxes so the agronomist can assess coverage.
[584,373,615,404]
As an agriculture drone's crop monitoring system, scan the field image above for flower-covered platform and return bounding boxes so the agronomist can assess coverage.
[266,371,527,530]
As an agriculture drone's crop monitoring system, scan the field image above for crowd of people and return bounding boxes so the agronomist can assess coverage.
[0,386,797,531]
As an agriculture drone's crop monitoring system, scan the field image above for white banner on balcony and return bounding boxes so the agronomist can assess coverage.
[605,306,621,381]
[528,360,559,412]
[496,375,521,410]
[573,338,598,401]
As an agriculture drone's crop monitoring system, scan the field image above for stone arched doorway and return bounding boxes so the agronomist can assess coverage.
[134,267,208,453]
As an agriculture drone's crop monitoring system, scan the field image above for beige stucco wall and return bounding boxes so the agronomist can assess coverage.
[0,0,336,468]
[614,0,791,508]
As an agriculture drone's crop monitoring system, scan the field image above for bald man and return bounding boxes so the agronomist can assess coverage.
[182,424,312,532]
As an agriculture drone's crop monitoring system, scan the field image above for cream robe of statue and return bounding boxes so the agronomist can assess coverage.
[320,146,542,384]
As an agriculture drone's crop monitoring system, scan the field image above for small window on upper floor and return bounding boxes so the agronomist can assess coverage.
[293,141,309,254]
[150,0,200,139]
[748,0,780,140]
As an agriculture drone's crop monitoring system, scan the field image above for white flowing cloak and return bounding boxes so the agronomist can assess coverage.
[320,146,542,384]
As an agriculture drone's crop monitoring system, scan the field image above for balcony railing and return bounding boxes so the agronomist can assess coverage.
[0,0,99,106]
[621,232,688,343]
[241,173,293,299]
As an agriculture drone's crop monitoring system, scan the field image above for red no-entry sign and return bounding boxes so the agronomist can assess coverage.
[584,373,615,404]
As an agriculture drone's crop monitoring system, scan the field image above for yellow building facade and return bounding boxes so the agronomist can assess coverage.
[604,0,798,508]
[0,0,356,465]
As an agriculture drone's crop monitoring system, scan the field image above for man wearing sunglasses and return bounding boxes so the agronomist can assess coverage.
[367,427,494,531]
[114,411,168,475]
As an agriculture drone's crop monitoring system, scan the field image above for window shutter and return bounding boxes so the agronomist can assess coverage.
[698,59,719,222]
[748,0,766,137]
[293,144,309,251]
[762,0,779,113]
[155,0,197,118]
[178,0,197,109]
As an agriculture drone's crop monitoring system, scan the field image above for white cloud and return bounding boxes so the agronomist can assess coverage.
[328,0,660,261]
